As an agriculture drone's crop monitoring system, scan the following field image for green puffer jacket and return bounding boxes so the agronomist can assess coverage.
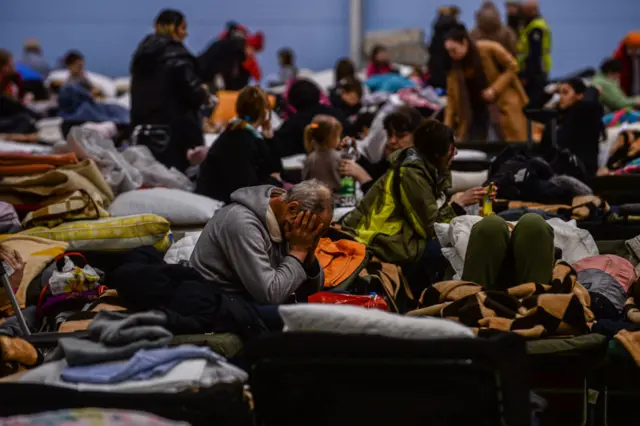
[342,147,459,264]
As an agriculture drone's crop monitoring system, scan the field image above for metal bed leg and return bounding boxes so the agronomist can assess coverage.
[0,263,31,336]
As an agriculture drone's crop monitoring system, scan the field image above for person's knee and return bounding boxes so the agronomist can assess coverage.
[470,215,509,240]
[514,213,553,240]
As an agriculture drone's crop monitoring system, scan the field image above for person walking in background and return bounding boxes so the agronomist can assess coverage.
[427,7,461,90]
[199,22,264,91]
[505,0,523,36]
[470,1,517,56]
[517,0,552,108]
[277,48,298,84]
[19,40,50,80]
[613,32,640,97]
[130,9,211,172]
[444,27,528,141]
[592,58,640,112]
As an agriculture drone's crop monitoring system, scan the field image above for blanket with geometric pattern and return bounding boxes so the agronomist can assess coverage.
[408,262,595,339]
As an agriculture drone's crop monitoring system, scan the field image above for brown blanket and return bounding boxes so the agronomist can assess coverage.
[613,297,640,367]
[408,261,595,339]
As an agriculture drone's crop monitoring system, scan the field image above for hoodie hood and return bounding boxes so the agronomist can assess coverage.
[229,185,284,233]
[476,4,502,34]
[131,34,189,74]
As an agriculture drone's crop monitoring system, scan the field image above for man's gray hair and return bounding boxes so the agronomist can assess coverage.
[284,179,332,213]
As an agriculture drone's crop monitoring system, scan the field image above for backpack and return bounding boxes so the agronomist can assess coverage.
[315,237,369,291]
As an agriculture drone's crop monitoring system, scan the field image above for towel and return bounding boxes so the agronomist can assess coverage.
[61,345,223,384]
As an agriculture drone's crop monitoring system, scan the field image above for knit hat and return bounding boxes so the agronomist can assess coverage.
[565,78,587,94]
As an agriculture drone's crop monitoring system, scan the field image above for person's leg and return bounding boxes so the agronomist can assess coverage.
[403,239,447,300]
[251,304,284,331]
[461,215,510,290]
[510,213,555,285]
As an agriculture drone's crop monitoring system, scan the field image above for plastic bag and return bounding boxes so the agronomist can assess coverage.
[308,292,389,311]
[49,255,100,295]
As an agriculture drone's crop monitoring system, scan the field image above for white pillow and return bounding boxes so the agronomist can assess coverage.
[279,304,475,340]
[114,76,131,93]
[108,188,223,226]
[453,150,487,162]
[451,170,488,193]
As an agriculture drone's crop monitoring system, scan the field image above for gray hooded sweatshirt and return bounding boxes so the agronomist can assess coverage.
[190,185,324,305]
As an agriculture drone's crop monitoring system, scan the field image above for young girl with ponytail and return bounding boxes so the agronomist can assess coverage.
[302,115,347,193]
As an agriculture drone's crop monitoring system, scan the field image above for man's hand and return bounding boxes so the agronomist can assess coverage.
[0,248,24,292]
[340,159,371,184]
[450,187,487,207]
[285,211,325,263]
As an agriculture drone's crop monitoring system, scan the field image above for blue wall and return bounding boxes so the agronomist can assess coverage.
[0,0,349,78]
[1,0,639,78]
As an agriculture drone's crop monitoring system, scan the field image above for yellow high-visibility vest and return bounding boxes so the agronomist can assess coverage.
[517,18,552,74]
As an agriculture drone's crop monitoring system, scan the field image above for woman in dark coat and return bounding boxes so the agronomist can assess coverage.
[130,9,210,172]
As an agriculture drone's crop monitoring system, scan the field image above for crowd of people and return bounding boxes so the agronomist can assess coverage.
[1,0,640,345]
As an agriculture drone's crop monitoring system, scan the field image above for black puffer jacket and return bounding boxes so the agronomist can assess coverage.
[130,34,208,172]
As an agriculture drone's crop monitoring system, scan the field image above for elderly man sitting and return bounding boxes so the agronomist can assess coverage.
[190,180,333,329]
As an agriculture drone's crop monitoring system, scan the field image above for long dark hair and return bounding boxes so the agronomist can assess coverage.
[444,26,489,89]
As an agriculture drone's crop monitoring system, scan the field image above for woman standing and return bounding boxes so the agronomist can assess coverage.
[130,9,210,172]
[444,27,528,141]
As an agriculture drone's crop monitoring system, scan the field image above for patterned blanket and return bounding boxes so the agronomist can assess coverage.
[408,262,595,339]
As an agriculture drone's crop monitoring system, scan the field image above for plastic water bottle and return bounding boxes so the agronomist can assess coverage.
[339,142,357,207]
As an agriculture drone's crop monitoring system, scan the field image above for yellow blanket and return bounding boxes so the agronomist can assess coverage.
[0,235,68,310]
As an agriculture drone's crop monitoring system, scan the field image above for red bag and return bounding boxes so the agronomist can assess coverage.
[308,292,389,311]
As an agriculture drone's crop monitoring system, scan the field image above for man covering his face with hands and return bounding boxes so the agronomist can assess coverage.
[190,180,333,327]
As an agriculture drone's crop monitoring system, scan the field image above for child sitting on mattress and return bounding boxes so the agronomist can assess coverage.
[63,50,102,98]
[302,115,345,196]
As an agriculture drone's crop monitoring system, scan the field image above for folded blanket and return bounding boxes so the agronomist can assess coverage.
[409,261,595,339]
[0,159,114,208]
[0,153,78,177]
